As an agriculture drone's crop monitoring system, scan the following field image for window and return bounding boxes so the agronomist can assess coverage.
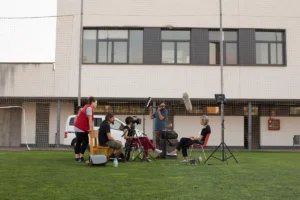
[94,118,103,127]
[244,107,258,116]
[161,30,190,64]
[94,105,113,113]
[290,107,300,115]
[207,107,220,114]
[82,29,143,64]
[209,31,238,65]
[255,31,284,65]
[69,118,75,125]
[83,30,97,63]
[69,117,102,126]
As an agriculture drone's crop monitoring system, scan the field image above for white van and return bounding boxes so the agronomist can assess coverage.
[63,115,142,147]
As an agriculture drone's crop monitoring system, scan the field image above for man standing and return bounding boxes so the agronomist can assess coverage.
[98,113,123,160]
[149,102,168,149]
[74,96,97,162]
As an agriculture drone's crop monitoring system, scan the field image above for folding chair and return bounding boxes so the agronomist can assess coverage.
[125,138,144,161]
[189,133,211,162]
[87,130,113,163]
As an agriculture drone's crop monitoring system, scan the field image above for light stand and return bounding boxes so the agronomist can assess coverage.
[204,0,238,165]
[204,94,238,164]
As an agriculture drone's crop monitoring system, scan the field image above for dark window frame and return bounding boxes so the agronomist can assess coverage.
[209,30,239,66]
[255,30,285,66]
[97,34,129,64]
[82,28,144,65]
[161,30,191,64]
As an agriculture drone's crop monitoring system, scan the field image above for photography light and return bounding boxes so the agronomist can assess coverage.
[215,94,226,105]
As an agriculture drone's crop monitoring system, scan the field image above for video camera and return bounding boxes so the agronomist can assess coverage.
[125,116,141,130]
[131,116,141,125]
[131,116,141,130]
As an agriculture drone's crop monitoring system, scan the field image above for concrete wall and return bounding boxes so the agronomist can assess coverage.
[260,117,300,146]
[174,116,244,146]
[1,0,300,99]
[49,102,74,144]
[0,108,22,147]
[22,102,36,144]
[0,64,56,96]
[20,102,73,145]
[0,0,57,62]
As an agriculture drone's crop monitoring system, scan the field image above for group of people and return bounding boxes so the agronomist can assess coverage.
[73,96,211,163]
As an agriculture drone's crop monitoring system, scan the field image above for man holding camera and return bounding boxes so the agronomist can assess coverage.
[149,102,168,149]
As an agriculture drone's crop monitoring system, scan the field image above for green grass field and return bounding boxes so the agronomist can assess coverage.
[0,150,299,200]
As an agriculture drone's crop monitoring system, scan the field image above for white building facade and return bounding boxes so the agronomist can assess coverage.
[1,0,300,149]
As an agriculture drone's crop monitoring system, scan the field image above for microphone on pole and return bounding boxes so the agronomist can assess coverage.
[145,97,152,108]
[182,92,193,113]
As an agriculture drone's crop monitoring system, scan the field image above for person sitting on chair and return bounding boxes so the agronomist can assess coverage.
[167,115,211,163]
[123,116,162,162]
[99,113,123,160]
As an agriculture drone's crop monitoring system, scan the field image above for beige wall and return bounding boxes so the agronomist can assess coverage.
[21,102,36,144]
[1,0,300,99]
[0,64,55,97]
[174,116,244,146]
[49,102,74,144]
[83,0,299,28]
[21,102,74,145]
[260,117,300,146]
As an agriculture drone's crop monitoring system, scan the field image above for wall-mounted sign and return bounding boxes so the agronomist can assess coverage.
[268,118,280,131]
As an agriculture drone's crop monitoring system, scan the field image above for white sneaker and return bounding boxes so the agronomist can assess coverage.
[153,149,163,154]
[167,151,177,156]
[180,159,188,163]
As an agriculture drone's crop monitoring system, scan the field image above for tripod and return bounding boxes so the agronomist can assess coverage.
[204,97,238,164]
[124,107,156,162]
[135,106,156,161]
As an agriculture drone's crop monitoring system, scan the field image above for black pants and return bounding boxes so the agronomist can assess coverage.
[74,132,89,155]
[176,137,199,157]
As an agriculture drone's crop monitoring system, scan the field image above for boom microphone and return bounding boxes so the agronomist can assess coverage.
[182,92,193,113]
[145,97,152,108]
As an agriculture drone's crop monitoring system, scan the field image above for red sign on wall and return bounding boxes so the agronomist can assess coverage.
[268,118,280,131]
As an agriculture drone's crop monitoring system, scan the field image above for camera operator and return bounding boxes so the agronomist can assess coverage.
[124,116,162,162]
[149,102,168,149]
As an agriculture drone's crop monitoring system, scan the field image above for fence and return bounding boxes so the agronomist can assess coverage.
[1,0,300,150]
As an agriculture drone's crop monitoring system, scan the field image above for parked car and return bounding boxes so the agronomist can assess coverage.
[64,115,142,147]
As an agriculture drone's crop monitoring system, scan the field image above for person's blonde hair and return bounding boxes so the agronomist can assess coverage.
[200,115,209,125]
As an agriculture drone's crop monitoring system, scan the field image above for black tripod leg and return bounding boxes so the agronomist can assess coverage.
[225,143,238,163]
[147,152,156,161]
[132,149,143,161]
[224,146,228,165]
[204,143,222,164]
[125,139,135,161]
